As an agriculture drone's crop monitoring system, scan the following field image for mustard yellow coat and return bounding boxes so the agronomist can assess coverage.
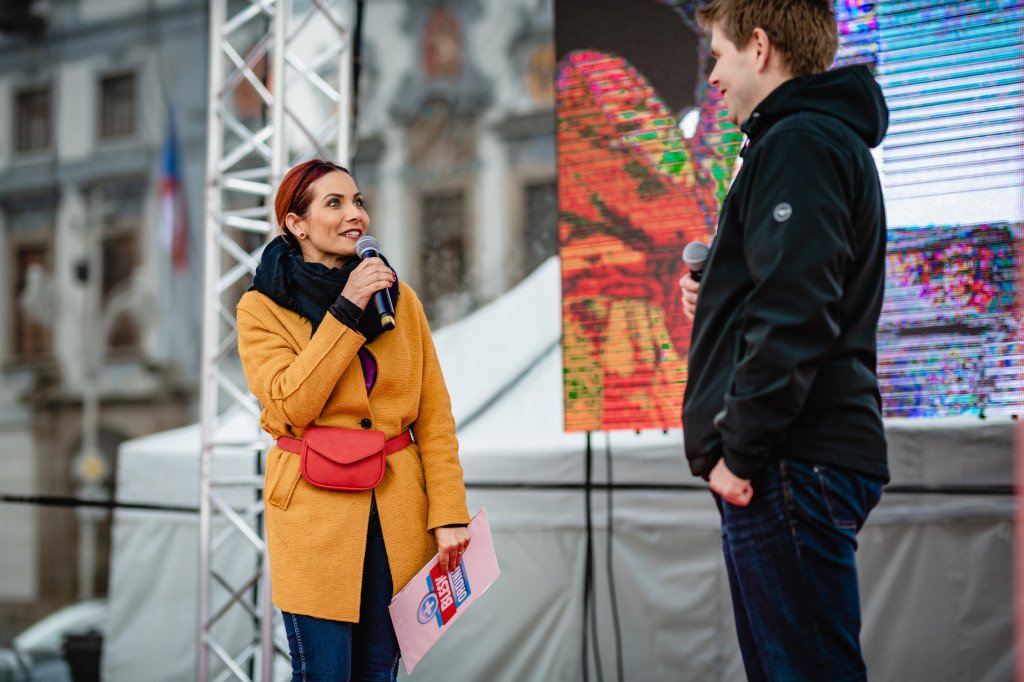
[236,283,470,622]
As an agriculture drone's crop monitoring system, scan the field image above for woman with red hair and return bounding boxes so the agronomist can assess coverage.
[237,159,471,681]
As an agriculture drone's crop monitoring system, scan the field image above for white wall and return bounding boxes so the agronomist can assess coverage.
[0,428,38,600]
[56,61,95,163]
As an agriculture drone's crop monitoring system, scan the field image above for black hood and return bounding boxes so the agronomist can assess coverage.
[742,65,889,149]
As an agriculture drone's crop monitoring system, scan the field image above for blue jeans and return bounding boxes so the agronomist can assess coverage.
[282,497,400,681]
[715,459,883,682]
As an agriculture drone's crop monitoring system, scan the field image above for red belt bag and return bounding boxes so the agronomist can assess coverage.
[276,427,413,492]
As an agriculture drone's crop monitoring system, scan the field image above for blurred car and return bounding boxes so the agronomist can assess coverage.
[0,599,107,682]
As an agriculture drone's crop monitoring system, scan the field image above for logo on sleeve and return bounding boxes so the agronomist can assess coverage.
[773,202,792,222]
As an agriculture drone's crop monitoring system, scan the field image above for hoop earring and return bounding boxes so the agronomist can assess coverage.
[298,232,306,239]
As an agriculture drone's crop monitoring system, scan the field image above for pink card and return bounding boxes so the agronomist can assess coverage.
[389,508,499,674]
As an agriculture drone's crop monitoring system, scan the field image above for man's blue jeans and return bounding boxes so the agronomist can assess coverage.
[715,459,884,682]
[282,497,400,681]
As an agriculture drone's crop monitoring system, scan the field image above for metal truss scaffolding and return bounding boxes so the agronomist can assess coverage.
[199,1,354,680]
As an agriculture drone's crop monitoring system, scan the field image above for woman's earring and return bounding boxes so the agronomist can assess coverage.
[298,232,306,239]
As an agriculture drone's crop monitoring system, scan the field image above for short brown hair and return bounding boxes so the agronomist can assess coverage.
[697,0,838,77]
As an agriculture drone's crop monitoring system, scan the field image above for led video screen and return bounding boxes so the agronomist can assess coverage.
[556,0,1022,431]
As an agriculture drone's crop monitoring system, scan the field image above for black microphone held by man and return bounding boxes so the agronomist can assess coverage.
[679,241,708,321]
[682,241,709,282]
[356,235,396,330]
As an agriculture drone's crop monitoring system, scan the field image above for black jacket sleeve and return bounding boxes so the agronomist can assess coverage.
[717,127,856,480]
[328,295,365,330]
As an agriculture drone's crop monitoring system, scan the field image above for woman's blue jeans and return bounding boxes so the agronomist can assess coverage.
[714,458,883,682]
[282,497,400,681]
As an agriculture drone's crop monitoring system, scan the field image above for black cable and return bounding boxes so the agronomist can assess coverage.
[469,481,709,491]
[0,494,198,514]
[462,482,1015,496]
[583,431,604,682]
[1,482,1012,516]
[604,434,624,682]
[582,431,591,682]
[590,566,604,682]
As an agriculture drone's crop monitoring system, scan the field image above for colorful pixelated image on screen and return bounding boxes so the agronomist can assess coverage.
[556,0,1022,431]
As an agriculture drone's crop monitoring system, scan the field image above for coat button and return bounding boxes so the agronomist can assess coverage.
[360,418,372,429]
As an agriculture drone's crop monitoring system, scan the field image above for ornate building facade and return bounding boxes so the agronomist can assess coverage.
[0,0,209,636]
[0,0,557,638]
[353,0,557,327]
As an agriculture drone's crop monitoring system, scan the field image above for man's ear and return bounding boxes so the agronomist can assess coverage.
[751,27,772,72]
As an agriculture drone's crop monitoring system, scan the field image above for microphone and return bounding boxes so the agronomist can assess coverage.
[682,241,709,282]
[355,236,396,331]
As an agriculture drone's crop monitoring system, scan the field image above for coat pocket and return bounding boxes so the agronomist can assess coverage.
[265,448,302,510]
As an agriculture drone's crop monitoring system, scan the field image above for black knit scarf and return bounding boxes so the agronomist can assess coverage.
[249,236,399,342]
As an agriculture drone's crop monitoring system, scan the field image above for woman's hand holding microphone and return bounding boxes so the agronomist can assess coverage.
[341,257,395,310]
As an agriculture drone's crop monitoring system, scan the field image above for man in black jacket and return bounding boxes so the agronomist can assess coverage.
[680,1,890,679]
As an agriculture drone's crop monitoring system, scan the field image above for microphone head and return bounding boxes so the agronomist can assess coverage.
[682,241,709,272]
[356,235,380,259]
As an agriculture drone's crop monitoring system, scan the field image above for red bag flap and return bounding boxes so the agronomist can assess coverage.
[301,426,386,464]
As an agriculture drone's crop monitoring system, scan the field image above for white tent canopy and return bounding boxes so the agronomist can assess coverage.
[105,258,1014,681]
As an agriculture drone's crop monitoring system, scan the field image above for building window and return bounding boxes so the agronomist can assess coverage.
[99,184,144,353]
[98,73,136,139]
[523,180,558,275]
[12,243,52,357]
[14,86,51,153]
[420,189,467,324]
[102,231,140,350]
